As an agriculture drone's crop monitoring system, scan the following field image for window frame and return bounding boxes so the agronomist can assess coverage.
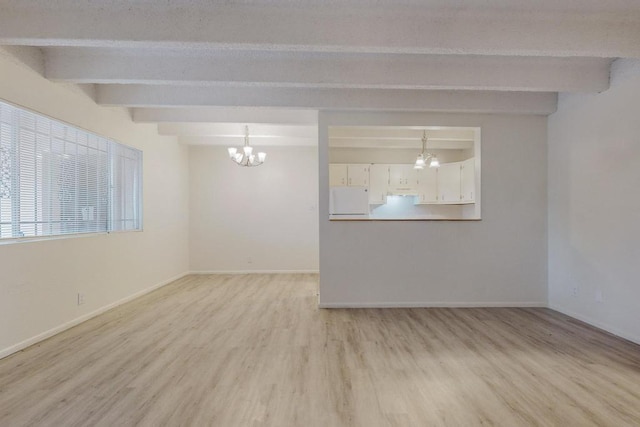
[0,99,143,244]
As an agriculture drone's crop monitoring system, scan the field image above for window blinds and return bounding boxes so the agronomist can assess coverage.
[110,143,142,232]
[0,100,142,240]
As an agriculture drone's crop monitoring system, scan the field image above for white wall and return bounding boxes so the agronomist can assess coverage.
[548,59,640,344]
[189,145,319,273]
[319,111,547,307]
[0,47,190,357]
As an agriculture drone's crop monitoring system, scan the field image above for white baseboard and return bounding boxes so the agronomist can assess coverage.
[0,271,190,360]
[318,301,548,309]
[548,304,640,346]
[190,270,320,275]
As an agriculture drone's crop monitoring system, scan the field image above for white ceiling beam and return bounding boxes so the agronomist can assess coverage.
[157,123,317,138]
[1,4,639,58]
[178,136,316,147]
[45,48,611,93]
[329,139,473,150]
[133,107,317,125]
[329,128,475,140]
[96,85,558,115]
[328,127,475,149]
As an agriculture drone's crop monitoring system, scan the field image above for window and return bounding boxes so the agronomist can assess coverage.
[0,100,142,241]
[328,125,481,220]
[110,143,143,232]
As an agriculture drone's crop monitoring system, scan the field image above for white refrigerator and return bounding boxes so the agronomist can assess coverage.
[329,187,369,215]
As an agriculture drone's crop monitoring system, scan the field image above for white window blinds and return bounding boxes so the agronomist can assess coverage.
[0,100,142,240]
[110,143,142,232]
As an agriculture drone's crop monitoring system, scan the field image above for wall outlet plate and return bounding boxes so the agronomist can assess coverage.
[77,293,85,305]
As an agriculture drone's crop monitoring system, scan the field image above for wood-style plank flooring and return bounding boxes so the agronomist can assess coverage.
[1,274,639,426]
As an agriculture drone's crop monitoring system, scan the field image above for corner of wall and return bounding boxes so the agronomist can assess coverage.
[547,58,640,345]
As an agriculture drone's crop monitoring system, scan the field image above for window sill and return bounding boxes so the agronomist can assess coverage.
[0,230,143,246]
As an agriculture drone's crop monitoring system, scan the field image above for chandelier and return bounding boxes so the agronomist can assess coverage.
[414,130,440,169]
[227,126,267,167]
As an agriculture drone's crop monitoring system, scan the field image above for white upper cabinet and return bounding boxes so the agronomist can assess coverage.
[415,167,438,204]
[347,164,370,187]
[389,164,405,187]
[461,157,475,203]
[405,167,419,188]
[438,161,462,203]
[330,158,475,206]
[389,164,419,189]
[369,164,389,204]
[329,164,348,187]
[436,158,475,204]
[330,163,371,188]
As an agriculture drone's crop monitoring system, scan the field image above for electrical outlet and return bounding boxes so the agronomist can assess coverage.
[77,293,85,305]
[571,286,579,297]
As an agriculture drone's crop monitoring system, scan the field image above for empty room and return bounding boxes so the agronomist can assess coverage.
[1,1,639,426]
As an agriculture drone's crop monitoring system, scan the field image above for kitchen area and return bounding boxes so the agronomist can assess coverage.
[328,126,481,220]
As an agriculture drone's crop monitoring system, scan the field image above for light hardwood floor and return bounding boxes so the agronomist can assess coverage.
[1,274,639,426]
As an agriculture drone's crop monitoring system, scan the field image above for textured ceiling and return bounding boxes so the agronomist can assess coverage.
[1,1,639,145]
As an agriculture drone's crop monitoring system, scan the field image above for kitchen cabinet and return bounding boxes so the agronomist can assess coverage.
[329,164,347,187]
[389,164,418,188]
[438,161,462,203]
[347,164,369,187]
[415,166,438,204]
[369,164,389,204]
[388,164,419,196]
[461,157,475,203]
[329,164,370,187]
[330,158,475,206]
[436,157,475,204]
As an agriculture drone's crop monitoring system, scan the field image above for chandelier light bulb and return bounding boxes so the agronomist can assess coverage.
[227,125,267,167]
[429,155,440,168]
